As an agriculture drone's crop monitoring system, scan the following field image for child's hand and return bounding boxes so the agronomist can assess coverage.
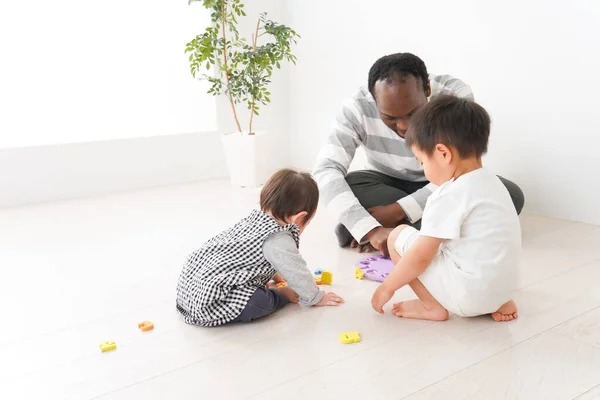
[371,284,395,314]
[315,291,344,307]
[272,273,285,284]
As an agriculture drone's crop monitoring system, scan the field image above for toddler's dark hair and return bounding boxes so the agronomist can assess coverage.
[260,169,319,224]
[405,94,490,158]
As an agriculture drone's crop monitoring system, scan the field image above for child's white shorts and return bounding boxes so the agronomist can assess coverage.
[394,226,508,317]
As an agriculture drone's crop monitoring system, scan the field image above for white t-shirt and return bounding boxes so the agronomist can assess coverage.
[420,168,521,300]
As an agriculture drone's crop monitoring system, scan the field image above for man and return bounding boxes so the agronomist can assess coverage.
[313,53,524,255]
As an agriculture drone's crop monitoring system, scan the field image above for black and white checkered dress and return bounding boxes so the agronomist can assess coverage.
[176,210,300,327]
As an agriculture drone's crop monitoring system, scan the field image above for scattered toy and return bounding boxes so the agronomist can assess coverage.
[314,268,323,275]
[138,321,154,332]
[339,332,361,344]
[355,267,364,280]
[275,281,288,288]
[99,341,117,352]
[355,256,394,282]
[321,271,333,285]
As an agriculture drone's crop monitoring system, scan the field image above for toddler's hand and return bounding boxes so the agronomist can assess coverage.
[272,272,286,284]
[371,284,394,314]
[315,291,344,307]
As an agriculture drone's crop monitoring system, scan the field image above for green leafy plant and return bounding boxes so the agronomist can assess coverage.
[186,0,300,134]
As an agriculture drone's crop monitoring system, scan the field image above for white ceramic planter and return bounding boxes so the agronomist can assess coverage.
[221,131,274,187]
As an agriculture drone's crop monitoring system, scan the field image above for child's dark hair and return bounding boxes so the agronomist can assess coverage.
[260,169,319,224]
[405,94,490,158]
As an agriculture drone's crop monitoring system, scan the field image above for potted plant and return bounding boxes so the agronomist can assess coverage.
[186,0,300,187]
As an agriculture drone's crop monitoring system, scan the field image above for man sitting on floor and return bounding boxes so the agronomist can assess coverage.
[313,53,524,255]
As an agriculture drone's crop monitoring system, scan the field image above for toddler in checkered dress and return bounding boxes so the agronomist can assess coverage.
[176,169,344,327]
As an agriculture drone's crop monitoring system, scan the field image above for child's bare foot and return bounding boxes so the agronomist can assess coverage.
[492,300,518,322]
[276,286,299,304]
[392,299,449,321]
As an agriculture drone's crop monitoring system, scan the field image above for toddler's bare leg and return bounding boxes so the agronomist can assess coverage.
[387,226,448,321]
[492,300,518,322]
[387,225,406,264]
[392,279,449,321]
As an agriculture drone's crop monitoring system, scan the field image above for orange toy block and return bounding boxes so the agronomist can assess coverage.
[275,281,288,288]
[138,321,154,332]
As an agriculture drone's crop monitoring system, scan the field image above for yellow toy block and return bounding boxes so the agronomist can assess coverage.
[321,271,332,285]
[355,267,364,280]
[339,332,361,344]
[99,341,117,352]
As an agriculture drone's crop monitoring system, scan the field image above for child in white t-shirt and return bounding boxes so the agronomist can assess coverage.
[371,95,521,322]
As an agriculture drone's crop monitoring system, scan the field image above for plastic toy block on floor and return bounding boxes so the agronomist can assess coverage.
[275,281,288,288]
[314,268,323,275]
[355,267,365,280]
[339,332,361,344]
[99,341,117,352]
[356,256,394,282]
[321,271,332,285]
[314,277,322,285]
[138,321,154,331]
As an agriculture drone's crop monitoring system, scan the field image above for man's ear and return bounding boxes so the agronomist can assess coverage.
[425,81,432,98]
[289,211,308,226]
[435,143,453,164]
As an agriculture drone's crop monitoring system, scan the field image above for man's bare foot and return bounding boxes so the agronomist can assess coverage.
[276,287,299,304]
[492,300,518,322]
[392,300,449,321]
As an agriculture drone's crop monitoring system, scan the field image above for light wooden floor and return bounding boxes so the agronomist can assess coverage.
[1,180,600,400]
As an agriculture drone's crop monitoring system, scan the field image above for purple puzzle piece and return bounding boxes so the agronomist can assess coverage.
[356,255,394,282]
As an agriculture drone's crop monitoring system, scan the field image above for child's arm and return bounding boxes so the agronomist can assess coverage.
[264,231,343,306]
[385,235,443,291]
[371,235,443,313]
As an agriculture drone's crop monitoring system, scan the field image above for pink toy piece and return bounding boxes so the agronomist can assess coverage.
[355,255,394,282]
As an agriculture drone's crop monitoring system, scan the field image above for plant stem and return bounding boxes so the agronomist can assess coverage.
[248,16,260,135]
[221,0,242,133]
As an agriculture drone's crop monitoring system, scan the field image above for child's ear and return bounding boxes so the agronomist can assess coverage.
[435,144,453,164]
[289,211,308,226]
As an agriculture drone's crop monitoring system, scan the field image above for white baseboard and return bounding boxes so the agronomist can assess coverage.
[0,132,228,208]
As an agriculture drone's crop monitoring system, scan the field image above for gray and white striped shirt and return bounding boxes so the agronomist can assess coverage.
[313,74,474,242]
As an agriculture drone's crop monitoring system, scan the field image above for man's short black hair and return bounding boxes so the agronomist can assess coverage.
[368,53,429,96]
[405,94,490,158]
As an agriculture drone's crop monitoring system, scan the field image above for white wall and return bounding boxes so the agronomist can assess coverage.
[0,0,290,207]
[0,0,216,147]
[285,0,600,225]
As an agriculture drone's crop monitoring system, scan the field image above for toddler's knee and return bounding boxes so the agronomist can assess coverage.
[387,224,409,249]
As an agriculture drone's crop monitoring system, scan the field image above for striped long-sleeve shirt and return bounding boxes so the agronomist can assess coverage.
[313,74,474,242]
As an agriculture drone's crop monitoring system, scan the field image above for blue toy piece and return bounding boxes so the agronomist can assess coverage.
[314,268,324,275]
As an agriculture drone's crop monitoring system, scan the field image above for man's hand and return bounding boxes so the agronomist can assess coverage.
[366,226,393,257]
[368,203,407,228]
[350,240,375,253]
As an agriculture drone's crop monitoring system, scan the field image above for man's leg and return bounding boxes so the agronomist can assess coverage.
[335,170,425,247]
[232,287,289,323]
[498,176,525,215]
